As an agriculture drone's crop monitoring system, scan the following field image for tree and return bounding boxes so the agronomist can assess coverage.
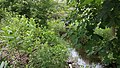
[0,0,57,26]
[66,0,120,67]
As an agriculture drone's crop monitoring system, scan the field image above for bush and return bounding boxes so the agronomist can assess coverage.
[0,14,69,67]
[0,0,57,26]
[47,20,66,36]
[0,15,38,52]
[29,43,68,68]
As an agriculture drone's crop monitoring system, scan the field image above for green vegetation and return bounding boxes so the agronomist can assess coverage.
[0,0,120,68]
[29,44,68,68]
[66,0,120,68]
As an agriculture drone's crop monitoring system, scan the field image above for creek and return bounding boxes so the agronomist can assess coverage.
[68,48,102,68]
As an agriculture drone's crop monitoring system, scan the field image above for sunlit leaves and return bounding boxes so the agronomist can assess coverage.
[94,27,113,40]
[82,0,94,5]
[29,40,68,68]
[0,16,37,52]
[66,0,120,66]
[95,0,104,4]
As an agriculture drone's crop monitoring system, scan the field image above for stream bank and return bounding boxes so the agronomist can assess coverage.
[68,48,102,68]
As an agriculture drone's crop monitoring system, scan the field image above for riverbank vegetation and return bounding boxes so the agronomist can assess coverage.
[0,0,120,68]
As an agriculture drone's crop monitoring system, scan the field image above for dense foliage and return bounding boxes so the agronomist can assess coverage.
[66,0,120,67]
[0,12,68,67]
[0,0,68,68]
[0,0,58,26]
[0,0,120,68]
[29,44,68,68]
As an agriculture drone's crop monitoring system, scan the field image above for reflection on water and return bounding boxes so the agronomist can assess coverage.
[68,48,102,68]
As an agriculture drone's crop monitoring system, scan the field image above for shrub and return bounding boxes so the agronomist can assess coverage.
[0,15,38,52]
[29,43,68,68]
[0,0,57,26]
[0,14,69,67]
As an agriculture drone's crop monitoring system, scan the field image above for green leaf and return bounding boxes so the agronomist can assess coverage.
[82,0,94,5]
[0,61,4,68]
[95,0,103,4]
[4,61,8,68]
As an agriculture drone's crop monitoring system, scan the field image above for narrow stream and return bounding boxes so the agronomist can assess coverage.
[68,48,102,68]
